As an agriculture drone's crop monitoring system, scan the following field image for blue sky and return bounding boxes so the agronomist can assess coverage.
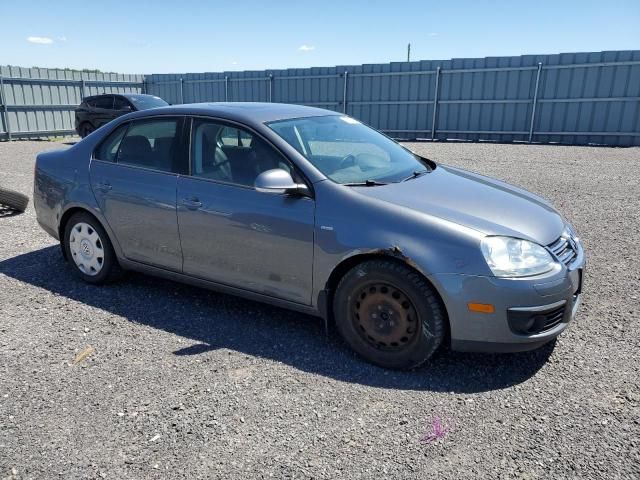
[1,0,638,74]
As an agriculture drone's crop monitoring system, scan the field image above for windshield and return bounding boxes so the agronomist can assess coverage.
[127,95,169,110]
[266,115,426,184]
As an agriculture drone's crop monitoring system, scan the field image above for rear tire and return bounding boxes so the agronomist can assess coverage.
[79,122,94,138]
[333,259,446,370]
[63,212,121,284]
[0,187,29,212]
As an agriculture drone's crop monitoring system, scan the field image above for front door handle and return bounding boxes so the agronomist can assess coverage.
[181,197,202,210]
[96,181,112,192]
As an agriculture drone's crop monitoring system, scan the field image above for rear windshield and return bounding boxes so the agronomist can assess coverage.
[126,95,169,110]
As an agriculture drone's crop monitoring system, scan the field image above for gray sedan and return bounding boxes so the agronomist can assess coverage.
[33,103,585,369]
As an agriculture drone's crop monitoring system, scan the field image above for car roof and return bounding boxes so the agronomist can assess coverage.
[125,102,340,124]
[83,93,159,100]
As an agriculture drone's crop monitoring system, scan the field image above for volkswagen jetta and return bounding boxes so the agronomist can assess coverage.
[34,103,585,369]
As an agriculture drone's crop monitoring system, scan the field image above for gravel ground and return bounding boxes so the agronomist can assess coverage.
[1,139,639,479]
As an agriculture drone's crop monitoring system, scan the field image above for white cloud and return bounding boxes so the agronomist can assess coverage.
[429,32,438,37]
[232,61,238,65]
[298,44,315,52]
[27,36,53,45]
[58,36,67,42]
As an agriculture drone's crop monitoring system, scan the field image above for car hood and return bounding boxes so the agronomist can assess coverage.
[354,165,565,245]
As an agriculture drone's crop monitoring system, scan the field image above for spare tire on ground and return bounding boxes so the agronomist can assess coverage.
[0,187,29,212]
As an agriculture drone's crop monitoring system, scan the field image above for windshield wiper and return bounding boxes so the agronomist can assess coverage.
[402,169,430,182]
[343,179,389,187]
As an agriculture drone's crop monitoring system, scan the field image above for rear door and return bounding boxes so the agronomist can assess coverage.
[92,95,116,128]
[90,117,188,271]
[176,118,315,304]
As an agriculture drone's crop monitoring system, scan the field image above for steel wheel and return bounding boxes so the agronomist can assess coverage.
[68,222,105,276]
[334,259,446,369]
[351,281,421,351]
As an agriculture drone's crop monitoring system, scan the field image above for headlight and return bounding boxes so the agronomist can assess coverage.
[481,236,556,277]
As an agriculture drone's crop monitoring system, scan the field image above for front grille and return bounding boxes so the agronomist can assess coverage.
[548,235,577,266]
[507,303,567,334]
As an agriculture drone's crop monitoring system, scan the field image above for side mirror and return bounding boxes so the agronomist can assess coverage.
[120,105,133,112]
[254,169,310,196]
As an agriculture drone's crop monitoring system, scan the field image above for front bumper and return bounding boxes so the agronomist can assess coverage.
[430,242,585,353]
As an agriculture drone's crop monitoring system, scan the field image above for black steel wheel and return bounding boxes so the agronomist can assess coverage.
[333,259,446,369]
[351,281,421,351]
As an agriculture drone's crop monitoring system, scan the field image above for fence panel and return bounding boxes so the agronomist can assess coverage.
[3,50,639,145]
[146,50,639,146]
[0,66,143,140]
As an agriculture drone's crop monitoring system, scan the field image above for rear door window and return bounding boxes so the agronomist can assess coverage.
[94,124,129,162]
[94,96,114,110]
[116,118,187,174]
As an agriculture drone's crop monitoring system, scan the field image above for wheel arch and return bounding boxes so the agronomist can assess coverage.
[321,252,450,340]
[58,207,115,261]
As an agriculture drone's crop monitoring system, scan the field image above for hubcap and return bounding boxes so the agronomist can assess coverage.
[68,222,104,276]
[351,282,420,351]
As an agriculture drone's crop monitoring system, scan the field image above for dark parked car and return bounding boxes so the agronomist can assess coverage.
[74,93,168,138]
[35,103,584,369]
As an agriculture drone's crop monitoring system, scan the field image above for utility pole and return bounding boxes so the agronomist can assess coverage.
[407,43,411,62]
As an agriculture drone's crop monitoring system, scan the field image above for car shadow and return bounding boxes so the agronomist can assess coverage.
[0,246,556,393]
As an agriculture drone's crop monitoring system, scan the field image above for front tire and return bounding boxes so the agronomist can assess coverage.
[333,259,446,369]
[79,122,94,138]
[63,212,120,284]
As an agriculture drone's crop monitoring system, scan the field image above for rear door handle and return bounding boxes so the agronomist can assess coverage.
[96,181,112,192]
[181,197,202,210]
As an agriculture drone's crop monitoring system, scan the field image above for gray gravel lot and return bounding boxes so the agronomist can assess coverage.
[1,139,639,479]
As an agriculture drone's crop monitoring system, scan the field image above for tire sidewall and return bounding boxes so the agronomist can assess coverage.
[334,260,445,369]
[80,123,93,138]
[63,212,116,284]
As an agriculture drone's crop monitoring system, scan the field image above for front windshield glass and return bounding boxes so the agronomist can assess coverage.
[127,95,169,110]
[266,115,426,184]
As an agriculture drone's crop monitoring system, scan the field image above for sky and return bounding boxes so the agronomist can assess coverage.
[1,0,638,74]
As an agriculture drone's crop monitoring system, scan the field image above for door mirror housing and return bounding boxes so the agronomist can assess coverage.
[254,169,310,196]
[120,105,133,112]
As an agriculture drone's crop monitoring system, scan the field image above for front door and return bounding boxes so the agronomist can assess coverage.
[177,118,315,305]
[90,117,188,271]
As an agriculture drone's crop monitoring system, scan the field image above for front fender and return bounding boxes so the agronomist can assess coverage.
[311,180,490,309]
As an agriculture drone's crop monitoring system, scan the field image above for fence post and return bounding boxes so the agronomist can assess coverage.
[268,74,273,102]
[179,78,184,104]
[528,62,543,143]
[342,71,348,113]
[0,74,11,141]
[80,79,86,100]
[224,76,229,101]
[431,66,441,140]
